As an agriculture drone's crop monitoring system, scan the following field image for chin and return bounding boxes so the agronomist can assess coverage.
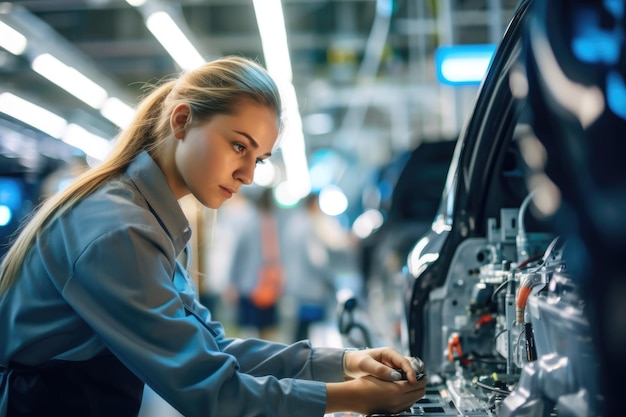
[201,201,219,209]
[204,197,224,210]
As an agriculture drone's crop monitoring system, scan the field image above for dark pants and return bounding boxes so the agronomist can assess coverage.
[237,295,279,331]
[2,352,144,417]
[294,303,326,342]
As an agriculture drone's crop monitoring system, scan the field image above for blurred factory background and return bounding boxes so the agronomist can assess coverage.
[2,2,622,416]
[0,3,519,339]
[0,3,523,339]
[0,0,518,219]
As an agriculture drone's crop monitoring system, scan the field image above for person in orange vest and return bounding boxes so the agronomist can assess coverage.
[225,187,285,341]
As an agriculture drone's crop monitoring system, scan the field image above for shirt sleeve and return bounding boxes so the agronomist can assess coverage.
[216,337,345,381]
[61,223,338,417]
[178,264,346,381]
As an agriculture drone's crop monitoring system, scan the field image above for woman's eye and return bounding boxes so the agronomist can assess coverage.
[233,143,245,153]
[256,158,266,166]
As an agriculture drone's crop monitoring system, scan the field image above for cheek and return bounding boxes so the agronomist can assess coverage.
[176,133,214,181]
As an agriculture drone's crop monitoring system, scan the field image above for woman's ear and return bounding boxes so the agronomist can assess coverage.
[171,103,191,139]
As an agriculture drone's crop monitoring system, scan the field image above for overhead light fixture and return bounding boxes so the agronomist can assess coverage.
[277,83,311,199]
[146,11,205,71]
[252,0,292,82]
[0,92,111,160]
[0,20,26,55]
[0,92,67,138]
[100,97,135,129]
[31,53,108,109]
[0,4,136,139]
[62,124,112,161]
[253,0,310,201]
[435,44,497,86]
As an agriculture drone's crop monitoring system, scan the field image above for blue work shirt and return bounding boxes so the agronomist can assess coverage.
[0,150,344,416]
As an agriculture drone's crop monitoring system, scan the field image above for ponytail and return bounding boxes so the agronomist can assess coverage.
[0,56,281,294]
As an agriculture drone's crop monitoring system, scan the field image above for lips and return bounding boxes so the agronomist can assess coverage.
[219,186,235,198]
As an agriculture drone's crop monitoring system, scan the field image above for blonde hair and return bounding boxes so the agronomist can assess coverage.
[0,56,282,293]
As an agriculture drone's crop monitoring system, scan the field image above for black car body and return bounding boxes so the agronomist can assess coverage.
[398,0,603,415]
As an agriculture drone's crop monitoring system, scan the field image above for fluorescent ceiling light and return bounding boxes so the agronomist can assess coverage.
[62,124,112,160]
[252,0,292,82]
[253,0,310,201]
[0,92,112,160]
[100,97,135,129]
[1,4,134,142]
[0,92,67,138]
[435,44,496,86]
[32,53,108,108]
[0,21,27,55]
[146,11,205,71]
[276,82,311,199]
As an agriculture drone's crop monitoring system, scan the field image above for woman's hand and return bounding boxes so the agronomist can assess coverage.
[343,347,425,385]
[326,374,427,415]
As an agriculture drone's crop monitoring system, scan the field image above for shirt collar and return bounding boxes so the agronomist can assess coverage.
[126,150,192,256]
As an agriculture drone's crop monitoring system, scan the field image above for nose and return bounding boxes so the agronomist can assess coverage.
[235,162,255,185]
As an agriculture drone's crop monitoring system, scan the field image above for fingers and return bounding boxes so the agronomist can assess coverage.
[377,351,425,385]
[392,382,426,413]
[395,356,427,385]
[348,350,405,382]
[345,348,428,386]
[356,376,426,415]
[377,351,422,384]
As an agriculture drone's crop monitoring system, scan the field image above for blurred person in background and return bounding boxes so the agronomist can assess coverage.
[0,55,426,417]
[283,193,352,343]
[198,192,250,325]
[224,187,284,341]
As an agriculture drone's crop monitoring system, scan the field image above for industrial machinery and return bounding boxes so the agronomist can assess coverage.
[339,0,610,415]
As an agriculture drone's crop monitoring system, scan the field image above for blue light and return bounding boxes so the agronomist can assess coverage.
[376,0,393,17]
[0,178,22,209]
[572,9,620,64]
[607,71,626,120]
[604,0,624,19]
[378,179,393,202]
[0,205,11,227]
[308,149,347,192]
[435,44,497,86]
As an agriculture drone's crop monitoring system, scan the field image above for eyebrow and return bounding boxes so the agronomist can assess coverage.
[234,130,272,158]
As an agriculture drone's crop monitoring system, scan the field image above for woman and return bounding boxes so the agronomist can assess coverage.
[0,56,426,416]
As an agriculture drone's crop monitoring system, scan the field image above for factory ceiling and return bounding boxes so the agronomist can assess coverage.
[0,0,518,178]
